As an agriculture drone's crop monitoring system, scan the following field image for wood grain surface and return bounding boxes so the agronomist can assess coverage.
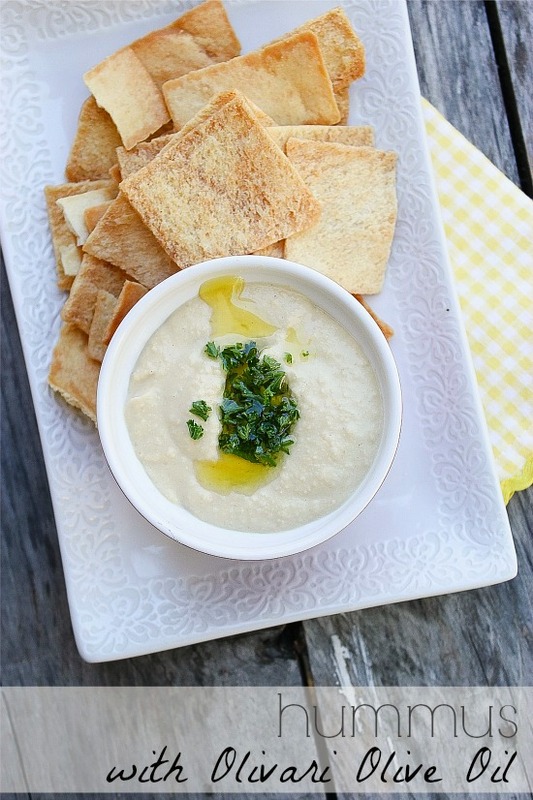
[1,2,531,799]
[487,0,533,193]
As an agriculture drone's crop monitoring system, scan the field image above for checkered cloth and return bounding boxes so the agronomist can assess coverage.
[421,99,533,503]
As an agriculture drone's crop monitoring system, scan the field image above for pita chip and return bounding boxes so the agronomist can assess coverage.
[163,31,340,128]
[354,295,394,340]
[48,323,100,423]
[84,47,170,150]
[108,163,122,183]
[253,241,285,259]
[58,244,83,278]
[284,140,397,294]
[130,0,241,87]
[103,280,148,344]
[179,88,276,132]
[117,134,178,180]
[266,124,374,151]
[281,7,365,90]
[334,85,351,124]
[255,127,375,255]
[87,289,117,362]
[65,96,123,182]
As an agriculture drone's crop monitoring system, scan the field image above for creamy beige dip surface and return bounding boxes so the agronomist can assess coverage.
[125,282,383,532]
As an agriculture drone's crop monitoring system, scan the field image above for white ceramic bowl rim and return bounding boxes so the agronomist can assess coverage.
[97,256,402,560]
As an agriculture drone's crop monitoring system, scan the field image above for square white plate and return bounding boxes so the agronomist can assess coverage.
[0,0,516,662]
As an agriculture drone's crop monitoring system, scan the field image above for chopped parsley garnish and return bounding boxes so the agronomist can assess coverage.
[284,352,293,364]
[189,399,211,421]
[186,419,204,440]
[211,341,299,467]
[205,341,220,359]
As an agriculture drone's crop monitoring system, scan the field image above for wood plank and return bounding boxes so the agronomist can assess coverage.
[494,0,533,193]
[406,0,520,184]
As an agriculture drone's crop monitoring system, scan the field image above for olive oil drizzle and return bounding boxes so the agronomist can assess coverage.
[195,452,277,496]
[199,275,277,338]
[193,276,296,496]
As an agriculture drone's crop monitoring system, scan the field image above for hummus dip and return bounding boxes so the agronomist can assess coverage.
[125,277,383,532]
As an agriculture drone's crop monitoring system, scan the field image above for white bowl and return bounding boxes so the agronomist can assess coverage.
[97,256,402,560]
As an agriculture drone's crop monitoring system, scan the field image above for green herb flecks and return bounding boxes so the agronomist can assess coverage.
[212,341,299,467]
[186,419,204,440]
[205,341,220,360]
[189,399,211,421]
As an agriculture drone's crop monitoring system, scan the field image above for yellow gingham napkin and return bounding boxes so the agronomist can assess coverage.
[421,99,533,503]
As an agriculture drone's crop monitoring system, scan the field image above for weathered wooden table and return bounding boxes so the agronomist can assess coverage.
[1,1,531,797]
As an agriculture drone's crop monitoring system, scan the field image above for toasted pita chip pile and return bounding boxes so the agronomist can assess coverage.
[121,96,321,266]
[45,1,398,424]
[81,0,241,154]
